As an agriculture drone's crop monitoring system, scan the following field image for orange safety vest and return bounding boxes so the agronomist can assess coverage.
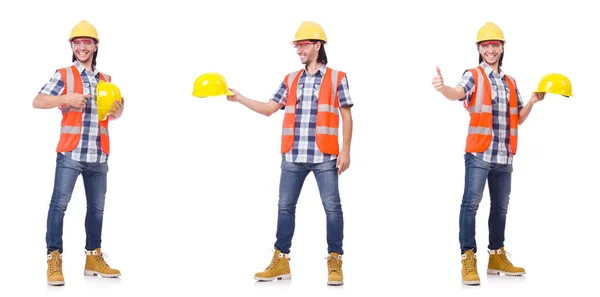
[281,67,344,155]
[464,66,519,154]
[56,65,112,155]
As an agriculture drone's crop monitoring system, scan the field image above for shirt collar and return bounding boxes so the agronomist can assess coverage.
[302,63,328,76]
[479,61,504,77]
[73,60,99,76]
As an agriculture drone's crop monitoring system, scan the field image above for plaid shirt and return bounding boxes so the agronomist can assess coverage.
[459,62,524,165]
[39,61,108,163]
[272,64,353,164]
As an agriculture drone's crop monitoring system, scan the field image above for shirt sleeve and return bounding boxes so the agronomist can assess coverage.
[457,70,475,104]
[270,81,288,110]
[515,84,524,111]
[337,74,353,108]
[39,70,65,96]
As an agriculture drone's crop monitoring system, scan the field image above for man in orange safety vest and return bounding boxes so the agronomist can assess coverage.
[226,21,354,286]
[33,20,124,286]
[431,21,545,286]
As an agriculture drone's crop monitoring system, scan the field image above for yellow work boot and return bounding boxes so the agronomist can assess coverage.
[487,247,525,276]
[461,250,480,285]
[254,249,291,281]
[47,250,65,286]
[84,248,121,278]
[326,252,343,286]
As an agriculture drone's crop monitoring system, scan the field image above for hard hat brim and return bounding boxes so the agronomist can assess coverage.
[69,37,99,43]
[532,90,573,97]
[476,39,505,45]
[292,39,327,45]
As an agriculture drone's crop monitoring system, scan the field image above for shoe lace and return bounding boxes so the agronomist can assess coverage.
[265,249,281,270]
[461,253,476,274]
[94,252,110,268]
[47,254,62,274]
[499,250,514,267]
[325,255,342,274]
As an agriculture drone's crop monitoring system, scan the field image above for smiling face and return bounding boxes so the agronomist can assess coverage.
[71,37,97,64]
[478,41,503,66]
[294,40,319,65]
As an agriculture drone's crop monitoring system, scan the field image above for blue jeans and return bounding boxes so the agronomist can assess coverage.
[46,153,108,254]
[459,153,512,254]
[274,159,344,255]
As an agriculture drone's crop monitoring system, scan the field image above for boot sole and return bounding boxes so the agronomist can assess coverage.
[254,274,291,281]
[462,279,480,285]
[327,281,343,286]
[48,280,65,286]
[84,270,121,278]
[487,269,525,276]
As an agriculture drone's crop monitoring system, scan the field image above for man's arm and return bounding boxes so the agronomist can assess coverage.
[336,74,353,175]
[438,85,467,101]
[340,106,353,154]
[33,70,89,109]
[33,94,68,109]
[33,71,66,109]
[432,66,471,101]
[236,96,283,117]
[518,92,544,125]
[226,81,286,116]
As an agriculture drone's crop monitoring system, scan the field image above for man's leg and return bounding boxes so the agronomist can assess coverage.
[274,160,310,253]
[46,153,83,254]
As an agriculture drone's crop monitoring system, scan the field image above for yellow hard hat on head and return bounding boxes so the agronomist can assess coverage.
[70,20,99,42]
[192,73,234,98]
[535,73,573,97]
[292,21,327,44]
[476,22,504,44]
[96,81,122,120]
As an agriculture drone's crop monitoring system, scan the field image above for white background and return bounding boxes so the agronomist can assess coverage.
[0,0,597,296]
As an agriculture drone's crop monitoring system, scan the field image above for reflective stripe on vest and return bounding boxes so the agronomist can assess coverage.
[56,65,112,154]
[281,67,343,155]
[465,66,519,154]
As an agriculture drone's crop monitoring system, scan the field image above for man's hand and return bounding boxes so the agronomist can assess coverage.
[336,149,350,175]
[531,92,545,104]
[226,88,244,102]
[432,66,445,91]
[108,98,125,119]
[63,93,91,108]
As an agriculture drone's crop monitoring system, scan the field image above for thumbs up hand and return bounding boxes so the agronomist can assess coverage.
[432,66,445,92]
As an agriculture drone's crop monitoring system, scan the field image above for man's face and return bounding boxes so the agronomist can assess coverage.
[478,41,503,65]
[71,37,97,63]
[294,40,318,65]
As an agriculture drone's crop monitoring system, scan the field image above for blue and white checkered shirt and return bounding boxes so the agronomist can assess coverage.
[39,61,108,163]
[458,62,524,165]
[272,64,353,164]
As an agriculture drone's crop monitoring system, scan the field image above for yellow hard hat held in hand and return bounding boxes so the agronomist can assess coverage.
[97,81,122,120]
[192,73,234,98]
[535,73,573,97]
